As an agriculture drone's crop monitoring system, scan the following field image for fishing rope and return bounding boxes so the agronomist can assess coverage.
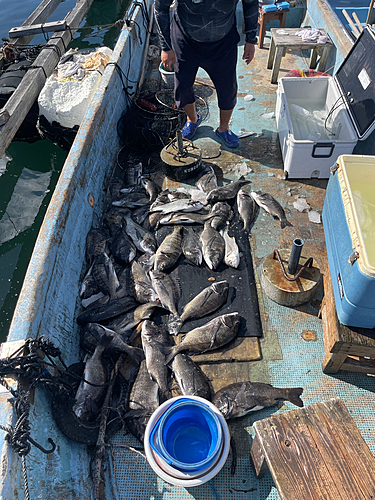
[208,478,221,500]
[0,336,109,500]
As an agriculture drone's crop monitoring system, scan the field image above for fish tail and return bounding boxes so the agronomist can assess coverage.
[164,346,178,365]
[287,388,304,407]
[281,218,293,229]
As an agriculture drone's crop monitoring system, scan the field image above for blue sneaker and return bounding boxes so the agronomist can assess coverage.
[182,114,202,140]
[215,128,239,148]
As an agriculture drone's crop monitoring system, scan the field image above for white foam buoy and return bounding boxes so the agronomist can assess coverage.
[38,47,112,129]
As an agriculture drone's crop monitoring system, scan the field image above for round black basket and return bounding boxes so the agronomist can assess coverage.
[155,89,209,122]
[117,96,186,153]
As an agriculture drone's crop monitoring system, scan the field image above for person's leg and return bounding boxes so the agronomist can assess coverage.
[170,15,202,137]
[218,109,234,133]
[204,42,239,147]
[183,103,198,124]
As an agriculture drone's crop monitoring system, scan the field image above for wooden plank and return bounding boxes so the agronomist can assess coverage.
[322,272,375,355]
[352,12,364,32]
[0,0,63,58]
[252,398,375,499]
[9,20,67,38]
[250,433,268,478]
[342,9,361,38]
[0,0,95,157]
[366,0,375,25]
[191,337,261,364]
[253,409,340,499]
[341,355,375,374]
[311,399,375,498]
[296,400,367,499]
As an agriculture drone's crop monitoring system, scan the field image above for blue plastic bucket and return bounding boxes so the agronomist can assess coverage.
[150,398,222,472]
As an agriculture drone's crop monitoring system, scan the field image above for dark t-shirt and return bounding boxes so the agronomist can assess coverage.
[154,0,259,50]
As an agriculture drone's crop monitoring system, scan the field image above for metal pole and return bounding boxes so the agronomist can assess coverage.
[288,238,304,275]
[177,130,184,155]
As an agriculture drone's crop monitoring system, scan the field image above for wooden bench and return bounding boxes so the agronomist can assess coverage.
[321,272,375,374]
[251,397,375,499]
[267,27,333,83]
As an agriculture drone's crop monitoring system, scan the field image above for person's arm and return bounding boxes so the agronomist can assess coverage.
[154,0,174,51]
[154,0,176,70]
[241,0,259,64]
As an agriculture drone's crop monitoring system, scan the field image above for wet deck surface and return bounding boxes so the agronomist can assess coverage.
[111,30,375,500]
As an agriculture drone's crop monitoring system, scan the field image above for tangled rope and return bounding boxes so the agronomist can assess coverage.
[0,337,71,500]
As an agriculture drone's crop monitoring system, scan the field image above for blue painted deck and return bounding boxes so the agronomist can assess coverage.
[110,8,375,500]
[1,1,375,499]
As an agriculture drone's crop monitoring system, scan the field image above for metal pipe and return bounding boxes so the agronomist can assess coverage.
[177,130,184,155]
[288,238,304,275]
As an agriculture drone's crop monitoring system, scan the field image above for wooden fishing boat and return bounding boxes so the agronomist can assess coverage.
[1,0,375,499]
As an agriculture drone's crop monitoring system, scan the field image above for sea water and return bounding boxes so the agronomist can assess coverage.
[0,0,130,342]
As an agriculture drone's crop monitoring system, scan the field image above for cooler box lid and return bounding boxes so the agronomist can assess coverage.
[336,154,375,278]
[335,26,375,141]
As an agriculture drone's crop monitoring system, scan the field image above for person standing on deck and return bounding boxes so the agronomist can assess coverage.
[154,0,259,148]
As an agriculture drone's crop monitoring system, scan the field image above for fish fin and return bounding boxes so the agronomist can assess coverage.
[164,346,178,365]
[281,219,293,229]
[287,388,304,407]
[168,315,183,335]
[98,330,115,349]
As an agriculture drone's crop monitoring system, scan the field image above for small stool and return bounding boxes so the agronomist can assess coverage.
[267,27,333,83]
[321,271,375,374]
[258,6,289,49]
[251,397,375,499]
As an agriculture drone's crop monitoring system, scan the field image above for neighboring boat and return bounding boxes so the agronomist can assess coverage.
[1,0,375,499]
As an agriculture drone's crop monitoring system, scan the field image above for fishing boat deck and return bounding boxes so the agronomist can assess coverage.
[108,24,375,500]
[2,3,375,499]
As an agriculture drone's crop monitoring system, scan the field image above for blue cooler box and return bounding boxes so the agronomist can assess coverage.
[323,154,375,329]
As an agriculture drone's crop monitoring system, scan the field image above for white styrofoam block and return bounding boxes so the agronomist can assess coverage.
[38,47,112,129]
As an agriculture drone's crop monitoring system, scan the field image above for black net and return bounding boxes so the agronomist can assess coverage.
[155,89,209,122]
[117,94,186,153]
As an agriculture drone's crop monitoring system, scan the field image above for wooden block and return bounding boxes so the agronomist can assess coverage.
[341,355,375,374]
[9,20,67,38]
[175,336,261,364]
[250,434,268,478]
[251,398,375,499]
[322,272,375,374]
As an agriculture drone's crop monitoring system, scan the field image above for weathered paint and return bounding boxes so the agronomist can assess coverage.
[0,2,152,499]
[1,2,375,500]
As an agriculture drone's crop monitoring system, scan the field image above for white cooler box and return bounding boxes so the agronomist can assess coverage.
[276,26,375,179]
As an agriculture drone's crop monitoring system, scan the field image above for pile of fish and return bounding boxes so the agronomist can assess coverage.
[65,163,298,444]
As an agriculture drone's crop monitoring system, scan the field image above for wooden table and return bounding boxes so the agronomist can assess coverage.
[267,28,333,83]
[251,398,375,499]
[321,271,375,374]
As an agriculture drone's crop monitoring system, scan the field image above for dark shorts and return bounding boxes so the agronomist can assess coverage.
[170,16,240,111]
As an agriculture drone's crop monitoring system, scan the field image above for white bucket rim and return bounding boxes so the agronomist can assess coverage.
[144,395,230,487]
[155,398,223,470]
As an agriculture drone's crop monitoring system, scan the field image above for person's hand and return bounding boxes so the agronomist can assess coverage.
[161,50,176,71]
[242,43,255,65]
